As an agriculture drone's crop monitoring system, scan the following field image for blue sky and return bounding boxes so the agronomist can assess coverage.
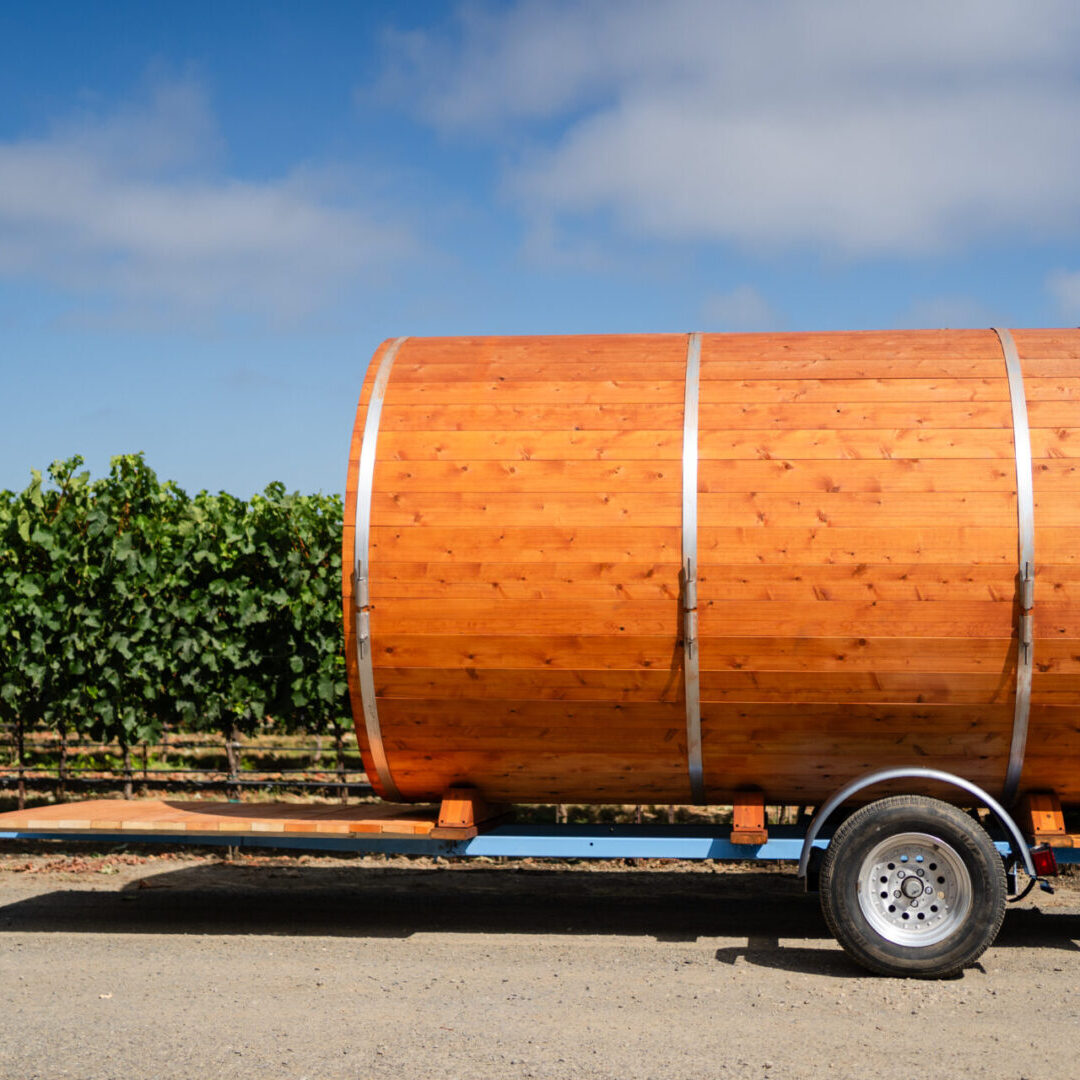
[2,0,1079,497]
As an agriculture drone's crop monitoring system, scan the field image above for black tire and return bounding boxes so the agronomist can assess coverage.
[819,795,1006,978]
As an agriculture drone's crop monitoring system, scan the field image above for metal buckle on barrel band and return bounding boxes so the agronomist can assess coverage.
[353,337,407,802]
[993,327,1035,804]
[683,332,705,804]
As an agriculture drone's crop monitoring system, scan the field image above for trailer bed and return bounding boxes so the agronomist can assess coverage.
[0,798,438,837]
[0,798,818,859]
[3,798,1079,863]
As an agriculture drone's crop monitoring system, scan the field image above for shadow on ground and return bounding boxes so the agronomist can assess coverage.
[2,861,1078,977]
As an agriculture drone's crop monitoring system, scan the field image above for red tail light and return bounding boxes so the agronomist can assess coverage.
[1031,844,1059,877]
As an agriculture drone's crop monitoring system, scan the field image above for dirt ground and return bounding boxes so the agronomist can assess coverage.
[0,846,1078,1080]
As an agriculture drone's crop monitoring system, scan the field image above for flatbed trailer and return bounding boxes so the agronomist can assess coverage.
[2,785,1076,983]
[2,796,1079,864]
[0,798,833,860]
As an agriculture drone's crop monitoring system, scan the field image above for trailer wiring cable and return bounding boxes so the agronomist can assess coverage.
[1008,874,1039,903]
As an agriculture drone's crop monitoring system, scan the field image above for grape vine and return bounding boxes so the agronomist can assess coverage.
[0,455,348,750]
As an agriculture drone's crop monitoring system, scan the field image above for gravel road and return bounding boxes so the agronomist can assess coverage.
[1,848,1078,1080]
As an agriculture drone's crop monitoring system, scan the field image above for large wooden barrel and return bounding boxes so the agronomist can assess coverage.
[343,330,1080,806]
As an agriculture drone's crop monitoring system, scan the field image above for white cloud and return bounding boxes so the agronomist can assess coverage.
[897,296,998,329]
[517,214,617,272]
[701,285,779,331]
[0,79,411,324]
[385,0,1080,257]
[1047,271,1080,321]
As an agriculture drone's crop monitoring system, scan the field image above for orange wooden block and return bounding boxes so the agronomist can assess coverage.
[430,785,508,839]
[1019,792,1067,841]
[730,791,768,846]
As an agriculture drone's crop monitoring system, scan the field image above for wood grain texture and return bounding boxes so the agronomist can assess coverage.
[0,799,440,836]
[699,459,1080,493]
[370,491,683,527]
[370,525,683,563]
[344,330,1080,806]
[369,560,681,600]
[374,459,683,492]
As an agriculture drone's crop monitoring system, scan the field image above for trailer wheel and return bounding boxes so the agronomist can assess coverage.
[819,795,1006,978]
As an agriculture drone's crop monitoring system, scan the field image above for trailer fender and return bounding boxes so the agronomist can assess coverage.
[796,767,1035,880]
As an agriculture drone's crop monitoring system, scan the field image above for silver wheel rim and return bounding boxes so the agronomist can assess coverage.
[857,831,972,948]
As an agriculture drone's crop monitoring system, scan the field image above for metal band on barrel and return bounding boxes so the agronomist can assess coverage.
[682,332,705,803]
[353,337,407,801]
[994,327,1034,804]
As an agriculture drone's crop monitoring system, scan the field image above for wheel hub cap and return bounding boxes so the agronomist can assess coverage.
[857,831,973,948]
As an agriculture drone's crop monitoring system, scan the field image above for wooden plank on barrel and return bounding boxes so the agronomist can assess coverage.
[399,333,687,363]
[700,329,1000,360]
[381,398,1074,431]
[369,632,679,669]
[698,526,1015,564]
[377,429,684,461]
[697,635,1016,672]
[698,428,1018,459]
[390,361,688,382]
[384,379,688,404]
[369,491,1080,531]
[374,459,684,492]
[373,666,682,701]
[698,563,1020,603]
[699,401,1015,429]
[370,525,682,563]
[370,561,681,601]
[372,598,680,637]
[700,358,1007,379]
[696,459,1055,494]
[380,402,686,430]
[698,491,1021,528]
[696,599,1014,638]
[375,597,1017,638]
[370,491,682,528]
[699,376,1080,403]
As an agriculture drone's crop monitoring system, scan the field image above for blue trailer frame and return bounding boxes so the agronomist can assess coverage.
[4,820,1077,863]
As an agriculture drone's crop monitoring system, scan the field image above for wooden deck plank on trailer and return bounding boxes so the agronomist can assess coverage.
[0,800,440,837]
